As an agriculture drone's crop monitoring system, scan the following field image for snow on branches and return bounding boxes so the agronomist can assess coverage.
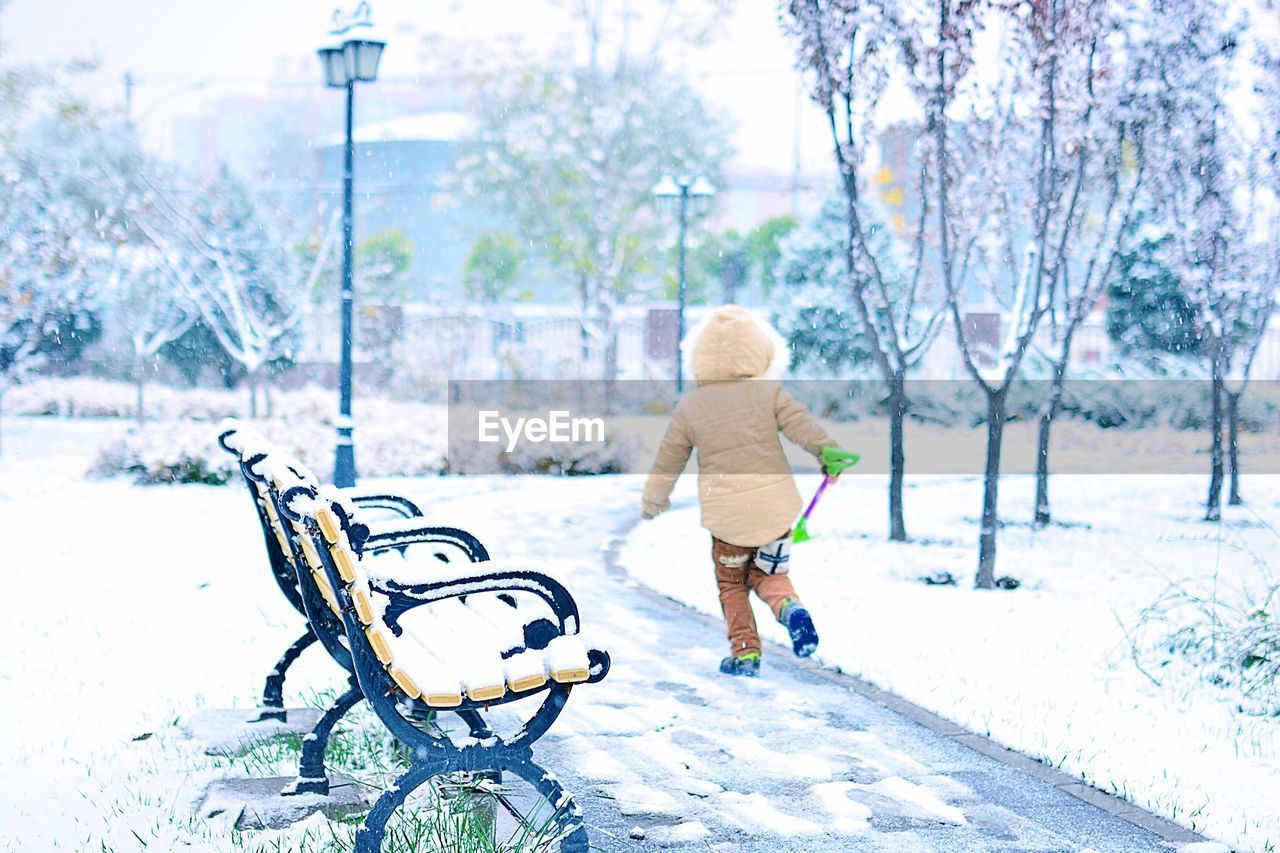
[137,169,315,385]
[0,119,137,397]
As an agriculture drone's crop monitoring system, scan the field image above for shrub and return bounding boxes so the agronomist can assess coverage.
[90,423,239,485]
[90,411,451,486]
[1131,577,1280,717]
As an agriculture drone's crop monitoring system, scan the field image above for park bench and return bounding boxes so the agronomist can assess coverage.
[218,421,506,782]
[219,421,610,850]
[218,421,443,723]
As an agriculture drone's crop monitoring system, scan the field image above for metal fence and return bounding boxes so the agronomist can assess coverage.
[296,303,1280,385]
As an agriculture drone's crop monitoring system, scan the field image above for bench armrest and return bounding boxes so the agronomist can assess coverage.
[361,521,490,563]
[376,567,581,637]
[341,492,423,519]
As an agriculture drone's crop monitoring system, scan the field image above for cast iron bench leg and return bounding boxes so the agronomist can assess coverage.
[254,627,318,723]
[457,709,493,740]
[505,755,588,852]
[352,749,588,853]
[282,679,363,797]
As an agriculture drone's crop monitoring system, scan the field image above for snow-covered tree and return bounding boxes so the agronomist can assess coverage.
[1223,38,1280,507]
[772,194,884,374]
[1106,212,1206,362]
[140,168,324,417]
[458,3,730,381]
[0,160,98,448]
[464,231,524,304]
[1013,2,1155,526]
[0,117,141,449]
[781,0,948,542]
[108,244,195,423]
[923,0,1150,584]
[1144,0,1279,520]
[784,0,1146,578]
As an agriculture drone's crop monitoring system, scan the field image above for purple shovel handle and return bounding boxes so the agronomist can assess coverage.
[799,475,834,522]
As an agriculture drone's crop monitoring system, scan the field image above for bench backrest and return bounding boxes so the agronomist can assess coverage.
[218,421,316,614]
[218,420,361,624]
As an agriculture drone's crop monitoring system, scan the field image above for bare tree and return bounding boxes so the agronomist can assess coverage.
[459,2,730,383]
[1030,8,1154,525]
[781,0,948,542]
[1146,0,1276,521]
[932,0,1117,586]
[138,171,332,417]
[107,245,196,424]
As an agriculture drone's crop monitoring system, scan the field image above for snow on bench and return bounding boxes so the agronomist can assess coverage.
[290,485,603,709]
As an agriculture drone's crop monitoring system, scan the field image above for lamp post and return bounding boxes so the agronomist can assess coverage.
[318,3,384,487]
[652,175,715,392]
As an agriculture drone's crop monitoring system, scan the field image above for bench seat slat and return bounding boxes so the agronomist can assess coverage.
[384,630,464,707]
[399,599,509,701]
[503,649,549,693]
[546,634,592,684]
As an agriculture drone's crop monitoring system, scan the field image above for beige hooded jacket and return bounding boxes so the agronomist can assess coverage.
[641,305,834,547]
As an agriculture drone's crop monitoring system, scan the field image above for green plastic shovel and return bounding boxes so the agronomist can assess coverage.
[793,447,860,544]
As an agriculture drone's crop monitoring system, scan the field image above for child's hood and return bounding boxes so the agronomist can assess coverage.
[687,305,788,382]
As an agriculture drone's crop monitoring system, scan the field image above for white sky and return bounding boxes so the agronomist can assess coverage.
[0,0,842,178]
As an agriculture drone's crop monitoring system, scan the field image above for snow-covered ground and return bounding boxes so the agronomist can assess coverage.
[0,415,1271,851]
[624,470,1280,851]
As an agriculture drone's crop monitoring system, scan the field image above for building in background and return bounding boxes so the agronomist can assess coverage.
[313,111,486,301]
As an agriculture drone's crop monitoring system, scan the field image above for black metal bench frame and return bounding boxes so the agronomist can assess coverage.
[219,425,500,796]
[278,483,608,852]
[218,426,426,723]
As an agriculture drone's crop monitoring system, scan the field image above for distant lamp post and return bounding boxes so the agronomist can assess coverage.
[653,174,715,392]
[318,2,385,487]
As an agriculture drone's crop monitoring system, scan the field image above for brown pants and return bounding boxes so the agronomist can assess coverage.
[712,536,798,657]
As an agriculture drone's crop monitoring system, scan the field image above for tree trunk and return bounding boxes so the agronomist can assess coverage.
[1227,390,1242,506]
[135,355,147,427]
[887,376,907,541]
[0,389,5,456]
[1205,368,1224,522]
[1033,363,1068,527]
[248,371,260,419]
[976,390,1007,590]
[603,322,619,413]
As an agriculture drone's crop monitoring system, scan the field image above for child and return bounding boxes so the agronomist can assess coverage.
[641,305,846,677]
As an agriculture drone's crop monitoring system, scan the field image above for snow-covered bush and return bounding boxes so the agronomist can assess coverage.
[90,422,239,485]
[92,418,632,483]
[89,406,450,485]
[9,378,343,422]
[498,433,636,476]
[1133,578,1280,717]
[444,432,637,477]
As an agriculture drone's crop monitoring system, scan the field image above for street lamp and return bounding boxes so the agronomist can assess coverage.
[318,2,385,487]
[652,174,715,392]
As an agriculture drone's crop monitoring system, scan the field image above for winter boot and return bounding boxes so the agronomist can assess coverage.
[780,600,819,657]
[719,652,761,677]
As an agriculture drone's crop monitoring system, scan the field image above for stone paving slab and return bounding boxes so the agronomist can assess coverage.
[179,706,324,756]
[197,772,371,830]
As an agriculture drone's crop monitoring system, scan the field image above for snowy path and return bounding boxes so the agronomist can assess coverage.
[0,418,1207,851]
[419,477,1195,851]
